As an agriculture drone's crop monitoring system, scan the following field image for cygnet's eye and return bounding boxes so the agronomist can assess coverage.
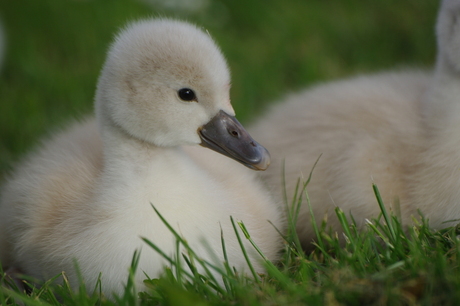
[178,88,197,102]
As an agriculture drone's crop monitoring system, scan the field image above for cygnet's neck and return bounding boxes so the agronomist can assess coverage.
[421,53,460,137]
[99,117,179,174]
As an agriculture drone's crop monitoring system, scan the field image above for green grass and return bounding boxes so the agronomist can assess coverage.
[2,183,460,305]
[0,0,452,305]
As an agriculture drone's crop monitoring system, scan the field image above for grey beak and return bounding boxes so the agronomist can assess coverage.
[198,110,270,171]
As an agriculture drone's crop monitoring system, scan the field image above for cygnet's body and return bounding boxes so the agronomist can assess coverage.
[249,0,460,249]
[0,19,283,296]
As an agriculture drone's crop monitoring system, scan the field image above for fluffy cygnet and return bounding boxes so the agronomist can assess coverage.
[249,0,460,249]
[0,19,284,296]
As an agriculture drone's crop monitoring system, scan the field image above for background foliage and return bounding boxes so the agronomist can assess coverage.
[0,0,439,175]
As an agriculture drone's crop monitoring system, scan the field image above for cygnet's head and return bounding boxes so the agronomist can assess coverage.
[95,19,269,170]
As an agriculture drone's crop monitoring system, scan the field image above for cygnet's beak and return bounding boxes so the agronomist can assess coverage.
[198,110,270,171]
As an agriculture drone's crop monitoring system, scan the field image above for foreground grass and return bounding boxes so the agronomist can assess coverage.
[2,183,460,305]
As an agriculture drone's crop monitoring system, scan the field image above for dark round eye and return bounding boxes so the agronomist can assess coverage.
[178,88,197,102]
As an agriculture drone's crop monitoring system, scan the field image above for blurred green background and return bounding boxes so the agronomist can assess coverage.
[0,0,439,176]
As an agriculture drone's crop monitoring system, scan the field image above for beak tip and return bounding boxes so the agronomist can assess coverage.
[251,148,271,171]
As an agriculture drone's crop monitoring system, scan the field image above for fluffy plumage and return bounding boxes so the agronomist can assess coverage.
[249,0,460,249]
[0,19,284,296]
